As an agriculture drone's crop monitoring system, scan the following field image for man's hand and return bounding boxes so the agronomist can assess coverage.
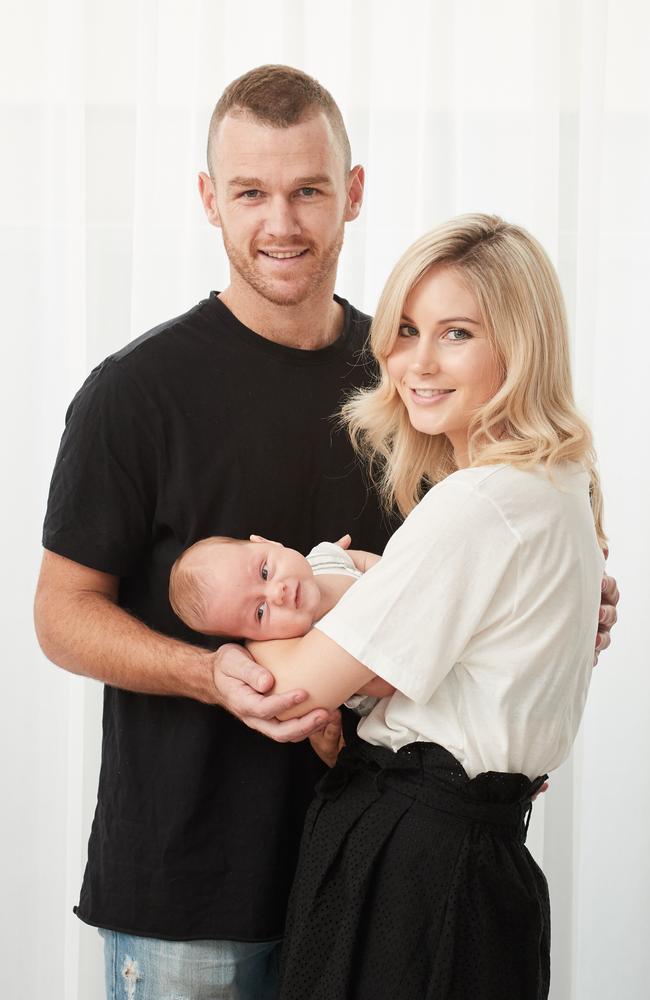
[212,642,336,742]
[595,570,619,665]
[309,710,345,767]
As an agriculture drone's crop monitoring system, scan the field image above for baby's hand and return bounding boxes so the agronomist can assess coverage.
[356,677,396,698]
[333,534,352,549]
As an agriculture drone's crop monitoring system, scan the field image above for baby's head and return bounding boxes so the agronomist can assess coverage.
[169,535,321,640]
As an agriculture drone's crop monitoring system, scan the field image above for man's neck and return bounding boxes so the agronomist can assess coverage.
[219,282,345,351]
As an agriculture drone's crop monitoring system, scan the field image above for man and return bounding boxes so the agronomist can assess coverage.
[34,65,618,999]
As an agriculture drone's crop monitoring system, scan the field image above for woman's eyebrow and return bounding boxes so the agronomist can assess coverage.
[436,316,481,325]
[400,314,480,325]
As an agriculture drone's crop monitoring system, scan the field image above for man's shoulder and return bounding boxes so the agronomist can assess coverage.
[110,295,219,369]
[339,297,372,342]
[66,295,222,418]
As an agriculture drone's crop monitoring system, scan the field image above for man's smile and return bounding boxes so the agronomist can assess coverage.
[260,249,309,259]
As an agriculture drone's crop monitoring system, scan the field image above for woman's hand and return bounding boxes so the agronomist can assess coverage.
[356,677,396,698]
[309,710,345,767]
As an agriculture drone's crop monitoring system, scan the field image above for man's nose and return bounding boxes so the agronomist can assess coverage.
[263,197,301,240]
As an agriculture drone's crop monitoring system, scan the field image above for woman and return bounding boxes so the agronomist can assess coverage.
[250,214,605,999]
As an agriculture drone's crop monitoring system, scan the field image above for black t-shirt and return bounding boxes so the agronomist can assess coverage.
[43,293,392,941]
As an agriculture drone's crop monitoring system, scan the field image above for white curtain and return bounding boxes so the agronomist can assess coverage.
[3,1,648,996]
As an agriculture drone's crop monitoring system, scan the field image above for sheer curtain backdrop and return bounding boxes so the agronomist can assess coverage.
[2,1,648,997]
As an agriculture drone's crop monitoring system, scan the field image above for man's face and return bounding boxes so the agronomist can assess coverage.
[200,112,363,307]
[202,539,322,641]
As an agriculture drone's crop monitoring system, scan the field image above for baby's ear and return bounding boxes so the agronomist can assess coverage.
[249,534,282,547]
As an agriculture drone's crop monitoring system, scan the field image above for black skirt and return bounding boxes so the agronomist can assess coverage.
[279,739,550,1000]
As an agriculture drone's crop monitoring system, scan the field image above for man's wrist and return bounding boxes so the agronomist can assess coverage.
[178,644,222,706]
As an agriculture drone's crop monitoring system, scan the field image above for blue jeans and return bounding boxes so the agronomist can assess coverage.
[100,929,280,1000]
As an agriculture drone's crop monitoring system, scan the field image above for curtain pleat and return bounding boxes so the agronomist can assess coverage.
[4,2,648,997]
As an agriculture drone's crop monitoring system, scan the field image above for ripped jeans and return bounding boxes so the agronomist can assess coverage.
[99,929,280,1000]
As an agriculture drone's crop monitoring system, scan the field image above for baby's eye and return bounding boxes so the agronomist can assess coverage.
[261,563,269,581]
[256,602,267,622]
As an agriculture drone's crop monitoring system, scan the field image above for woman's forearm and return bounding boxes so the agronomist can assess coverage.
[246,628,375,720]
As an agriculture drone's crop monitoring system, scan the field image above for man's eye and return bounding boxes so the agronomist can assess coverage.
[445,328,472,341]
[256,602,267,622]
[298,187,317,197]
[241,190,262,199]
[261,563,269,581]
[398,324,418,338]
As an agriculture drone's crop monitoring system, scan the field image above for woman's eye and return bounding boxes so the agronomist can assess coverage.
[256,602,267,622]
[445,328,471,341]
[398,324,418,338]
[261,563,269,581]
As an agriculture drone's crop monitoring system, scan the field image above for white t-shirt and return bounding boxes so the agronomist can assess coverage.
[316,463,604,779]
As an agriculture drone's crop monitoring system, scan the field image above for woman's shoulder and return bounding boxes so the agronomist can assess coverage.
[421,462,591,529]
[437,462,588,499]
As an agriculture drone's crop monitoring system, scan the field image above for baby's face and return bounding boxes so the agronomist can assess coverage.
[202,539,321,640]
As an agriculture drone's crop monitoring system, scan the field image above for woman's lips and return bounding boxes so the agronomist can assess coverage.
[408,388,455,404]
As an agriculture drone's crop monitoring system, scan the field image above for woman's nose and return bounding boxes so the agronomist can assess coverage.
[411,344,440,374]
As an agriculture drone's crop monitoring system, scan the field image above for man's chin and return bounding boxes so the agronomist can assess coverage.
[257,288,312,307]
[243,274,320,308]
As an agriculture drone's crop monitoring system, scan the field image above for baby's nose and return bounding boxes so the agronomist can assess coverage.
[270,580,287,605]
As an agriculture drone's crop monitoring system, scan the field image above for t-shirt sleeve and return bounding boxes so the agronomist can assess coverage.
[315,477,520,704]
[42,358,161,576]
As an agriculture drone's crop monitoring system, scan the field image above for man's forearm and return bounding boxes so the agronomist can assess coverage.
[35,588,219,703]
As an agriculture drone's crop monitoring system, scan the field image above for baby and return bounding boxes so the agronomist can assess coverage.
[169,534,380,641]
[169,534,387,722]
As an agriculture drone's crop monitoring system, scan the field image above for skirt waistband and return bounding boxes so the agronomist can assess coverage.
[319,739,547,842]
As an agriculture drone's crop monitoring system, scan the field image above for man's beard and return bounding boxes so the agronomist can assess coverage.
[221,223,345,307]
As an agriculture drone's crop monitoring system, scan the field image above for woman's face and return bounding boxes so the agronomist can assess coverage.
[386,265,501,466]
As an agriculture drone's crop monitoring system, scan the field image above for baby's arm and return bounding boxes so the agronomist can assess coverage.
[346,549,381,573]
[332,534,381,574]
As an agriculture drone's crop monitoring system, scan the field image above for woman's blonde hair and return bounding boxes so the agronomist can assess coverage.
[344,213,605,547]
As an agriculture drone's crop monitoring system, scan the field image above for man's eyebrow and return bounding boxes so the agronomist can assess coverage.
[293,174,333,187]
[227,174,334,189]
[228,176,265,189]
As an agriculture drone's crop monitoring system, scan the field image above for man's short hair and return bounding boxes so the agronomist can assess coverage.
[207,64,352,175]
